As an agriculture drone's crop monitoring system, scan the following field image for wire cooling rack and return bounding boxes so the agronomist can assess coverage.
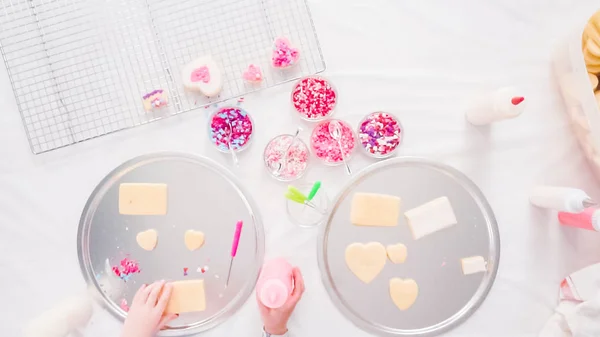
[0,0,325,154]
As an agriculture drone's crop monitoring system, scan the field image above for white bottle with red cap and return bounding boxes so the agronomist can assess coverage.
[465,86,526,125]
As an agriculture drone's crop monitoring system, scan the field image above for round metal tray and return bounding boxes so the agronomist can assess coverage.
[78,152,264,336]
[317,157,499,336]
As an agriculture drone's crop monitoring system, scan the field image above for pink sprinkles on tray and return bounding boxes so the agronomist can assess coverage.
[358,112,402,157]
[272,37,300,68]
[264,134,309,181]
[209,107,253,152]
[292,77,337,120]
[310,119,355,164]
[120,299,130,312]
[112,257,140,282]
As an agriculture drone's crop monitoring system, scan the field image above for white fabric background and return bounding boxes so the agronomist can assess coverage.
[3,0,600,336]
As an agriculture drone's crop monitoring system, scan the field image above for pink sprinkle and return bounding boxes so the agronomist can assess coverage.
[441,262,446,267]
[358,112,402,157]
[511,96,525,105]
[310,119,356,164]
[111,257,140,282]
[292,77,337,120]
[242,64,263,83]
[190,66,210,83]
[264,134,309,181]
[120,299,130,312]
[184,267,189,276]
[272,37,300,68]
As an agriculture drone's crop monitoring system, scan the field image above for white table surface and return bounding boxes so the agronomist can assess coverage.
[3,1,600,336]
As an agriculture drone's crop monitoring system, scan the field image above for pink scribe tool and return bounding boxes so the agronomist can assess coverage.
[226,220,243,287]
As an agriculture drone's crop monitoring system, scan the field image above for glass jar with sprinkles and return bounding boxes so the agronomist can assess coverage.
[291,76,337,121]
[357,111,403,158]
[310,119,356,165]
[208,106,254,153]
[263,134,310,182]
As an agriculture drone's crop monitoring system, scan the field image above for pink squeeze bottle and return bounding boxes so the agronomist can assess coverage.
[558,207,600,231]
[256,258,293,308]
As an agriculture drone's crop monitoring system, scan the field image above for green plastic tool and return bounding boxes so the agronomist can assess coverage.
[307,181,321,201]
[285,185,308,204]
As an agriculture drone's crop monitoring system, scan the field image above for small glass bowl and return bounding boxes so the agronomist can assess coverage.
[285,183,329,228]
[207,106,254,153]
[290,76,338,122]
[357,111,403,159]
[263,134,310,182]
[310,119,356,166]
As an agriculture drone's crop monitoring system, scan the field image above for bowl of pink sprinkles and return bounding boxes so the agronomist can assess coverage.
[310,119,355,165]
[357,111,403,158]
[291,76,337,121]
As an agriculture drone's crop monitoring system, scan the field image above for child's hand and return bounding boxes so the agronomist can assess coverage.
[121,281,178,337]
[257,267,305,335]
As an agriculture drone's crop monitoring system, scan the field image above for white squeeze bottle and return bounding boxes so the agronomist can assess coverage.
[529,186,596,213]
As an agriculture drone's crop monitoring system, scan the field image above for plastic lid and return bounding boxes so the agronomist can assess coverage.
[259,279,289,309]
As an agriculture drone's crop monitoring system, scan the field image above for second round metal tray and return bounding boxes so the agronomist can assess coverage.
[317,157,500,336]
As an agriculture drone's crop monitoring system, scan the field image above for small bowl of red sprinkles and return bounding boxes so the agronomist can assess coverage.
[291,76,337,121]
[208,106,254,153]
[310,119,356,165]
[357,111,403,158]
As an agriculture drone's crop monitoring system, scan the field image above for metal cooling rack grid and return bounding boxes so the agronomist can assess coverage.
[0,0,325,154]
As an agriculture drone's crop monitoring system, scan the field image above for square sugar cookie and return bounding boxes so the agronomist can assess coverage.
[119,183,168,215]
[165,280,206,313]
[350,193,401,227]
[405,196,457,240]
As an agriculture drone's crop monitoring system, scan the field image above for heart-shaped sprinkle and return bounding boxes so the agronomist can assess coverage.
[136,229,158,251]
[190,66,210,83]
[242,64,263,83]
[272,37,300,69]
[386,243,407,264]
[389,278,419,310]
[185,230,205,251]
[345,242,386,284]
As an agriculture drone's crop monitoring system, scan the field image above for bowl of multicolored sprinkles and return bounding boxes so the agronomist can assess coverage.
[291,76,337,121]
[357,111,403,158]
[208,106,254,153]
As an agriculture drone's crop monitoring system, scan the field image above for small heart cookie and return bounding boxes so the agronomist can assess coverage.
[185,230,205,251]
[386,243,407,264]
[389,278,419,310]
[136,229,158,251]
[271,37,300,69]
[345,242,386,284]
[242,64,263,83]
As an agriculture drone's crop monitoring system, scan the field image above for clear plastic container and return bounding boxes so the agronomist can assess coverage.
[290,76,337,122]
[356,111,403,159]
[263,134,310,182]
[309,119,356,166]
[554,11,600,179]
[285,183,329,228]
[207,106,255,153]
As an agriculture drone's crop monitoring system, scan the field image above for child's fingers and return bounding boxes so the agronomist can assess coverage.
[155,282,173,312]
[146,280,165,306]
[285,267,305,307]
[158,313,179,330]
[132,284,148,304]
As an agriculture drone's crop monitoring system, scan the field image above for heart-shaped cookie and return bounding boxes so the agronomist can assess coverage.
[242,64,263,83]
[386,243,407,264]
[389,278,419,310]
[185,230,205,251]
[345,242,386,284]
[181,56,223,97]
[271,37,300,69]
[136,229,158,251]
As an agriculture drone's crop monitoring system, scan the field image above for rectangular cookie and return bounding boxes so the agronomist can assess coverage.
[350,193,401,227]
[165,280,206,313]
[405,196,457,239]
[461,256,487,275]
[119,183,168,215]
